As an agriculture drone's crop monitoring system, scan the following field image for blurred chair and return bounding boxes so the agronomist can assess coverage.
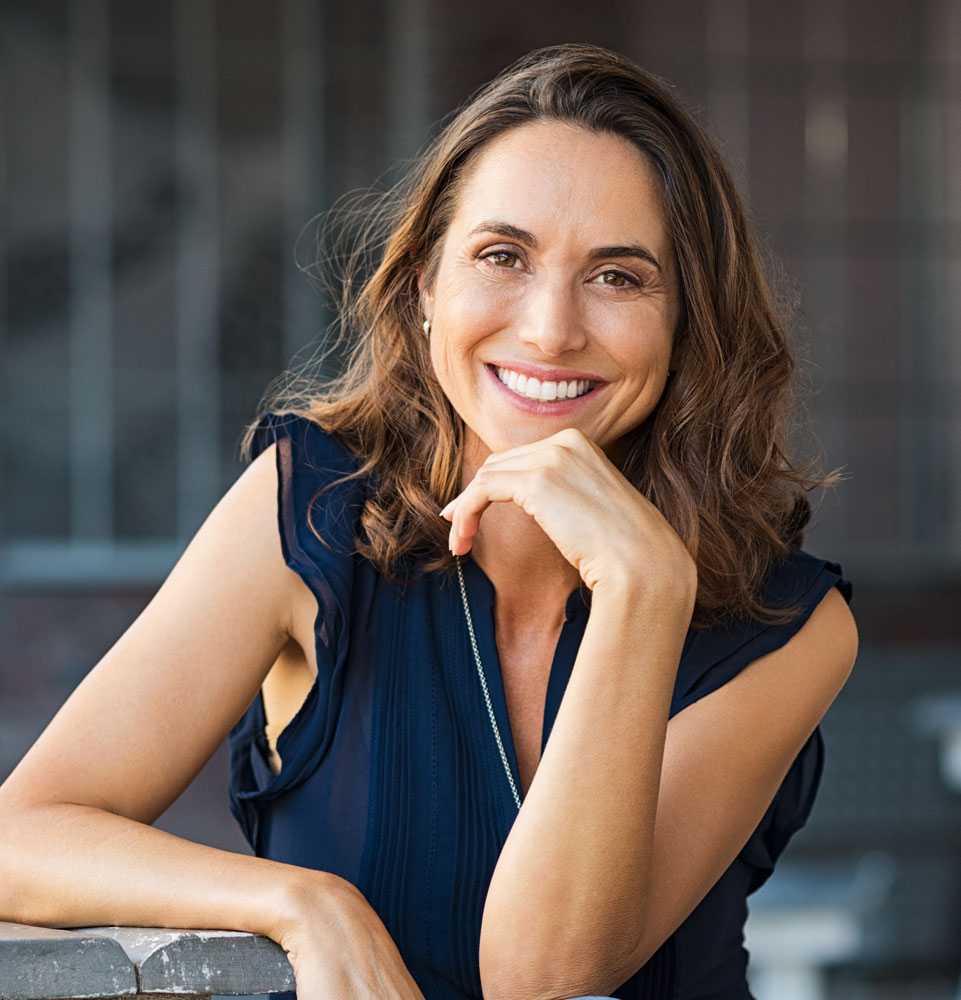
[911,691,961,1000]
[745,852,896,1000]
[913,692,961,795]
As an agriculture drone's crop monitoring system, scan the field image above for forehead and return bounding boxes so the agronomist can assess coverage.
[449,120,668,246]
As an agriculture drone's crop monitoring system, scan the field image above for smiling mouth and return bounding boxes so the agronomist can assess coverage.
[493,365,596,402]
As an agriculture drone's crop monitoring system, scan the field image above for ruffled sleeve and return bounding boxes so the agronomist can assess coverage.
[227,412,365,851]
[671,547,852,892]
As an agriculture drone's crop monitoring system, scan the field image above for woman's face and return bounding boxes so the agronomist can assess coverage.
[422,120,680,473]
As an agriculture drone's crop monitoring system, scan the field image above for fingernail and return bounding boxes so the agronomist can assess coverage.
[440,500,455,519]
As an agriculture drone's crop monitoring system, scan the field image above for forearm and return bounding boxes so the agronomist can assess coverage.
[480,580,692,998]
[0,798,315,941]
[0,796,428,998]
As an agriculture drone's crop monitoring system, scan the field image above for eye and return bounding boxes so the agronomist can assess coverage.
[596,269,639,289]
[480,249,521,268]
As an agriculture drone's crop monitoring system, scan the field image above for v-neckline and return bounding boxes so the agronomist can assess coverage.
[458,556,591,804]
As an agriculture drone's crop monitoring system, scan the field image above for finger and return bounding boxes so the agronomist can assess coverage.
[449,492,493,554]
[445,446,607,554]
[440,431,607,524]
[448,466,552,555]
[448,475,519,554]
[440,454,549,523]
[477,426,595,469]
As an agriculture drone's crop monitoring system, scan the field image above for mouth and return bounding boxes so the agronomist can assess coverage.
[491,364,597,403]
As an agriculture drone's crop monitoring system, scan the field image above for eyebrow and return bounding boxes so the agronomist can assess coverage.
[466,221,663,273]
[467,221,538,246]
[588,245,663,273]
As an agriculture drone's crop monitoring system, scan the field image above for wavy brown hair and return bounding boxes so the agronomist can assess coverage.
[248,43,833,625]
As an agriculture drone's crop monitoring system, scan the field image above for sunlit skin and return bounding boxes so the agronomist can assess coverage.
[422,120,681,482]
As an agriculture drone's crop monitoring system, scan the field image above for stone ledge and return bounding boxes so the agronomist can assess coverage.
[0,923,294,999]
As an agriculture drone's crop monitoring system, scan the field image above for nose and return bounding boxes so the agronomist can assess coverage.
[517,273,588,357]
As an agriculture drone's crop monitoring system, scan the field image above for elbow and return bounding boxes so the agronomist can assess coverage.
[0,793,78,923]
[479,920,639,1000]
[0,798,35,921]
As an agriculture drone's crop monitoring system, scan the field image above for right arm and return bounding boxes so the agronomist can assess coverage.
[0,445,423,999]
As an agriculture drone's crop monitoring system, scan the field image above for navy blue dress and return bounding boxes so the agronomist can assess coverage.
[228,414,851,1000]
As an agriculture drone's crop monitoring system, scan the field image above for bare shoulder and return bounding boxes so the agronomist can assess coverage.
[206,443,280,547]
[150,443,292,632]
[809,582,857,641]
[742,583,858,706]
[806,583,858,673]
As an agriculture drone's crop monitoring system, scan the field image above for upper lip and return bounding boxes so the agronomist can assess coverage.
[489,361,605,383]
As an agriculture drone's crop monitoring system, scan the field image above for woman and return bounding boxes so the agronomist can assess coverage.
[0,44,856,1000]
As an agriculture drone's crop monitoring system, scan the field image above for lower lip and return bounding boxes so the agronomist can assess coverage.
[485,365,604,416]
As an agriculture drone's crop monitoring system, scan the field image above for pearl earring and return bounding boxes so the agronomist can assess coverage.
[423,319,431,336]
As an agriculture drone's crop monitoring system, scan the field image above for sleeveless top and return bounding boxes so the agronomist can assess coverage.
[227,414,852,1000]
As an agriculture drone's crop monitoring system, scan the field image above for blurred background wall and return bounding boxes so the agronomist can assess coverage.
[1,0,959,997]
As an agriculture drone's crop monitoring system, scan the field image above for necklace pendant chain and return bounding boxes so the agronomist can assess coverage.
[455,556,523,812]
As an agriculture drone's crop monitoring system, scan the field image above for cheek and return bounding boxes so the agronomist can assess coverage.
[432,273,516,355]
[428,333,455,391]
[440,256,522,316]
[427,320,478,409]
[608,314,675,374]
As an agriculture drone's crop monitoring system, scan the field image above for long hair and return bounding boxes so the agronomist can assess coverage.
[248,43,832,625]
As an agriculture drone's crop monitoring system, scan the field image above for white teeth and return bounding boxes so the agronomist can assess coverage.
[494,366,594,401]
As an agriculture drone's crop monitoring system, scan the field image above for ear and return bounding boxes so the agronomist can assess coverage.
[417,271,434,324]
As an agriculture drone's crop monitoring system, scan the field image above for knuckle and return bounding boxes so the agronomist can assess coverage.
[544,447,564,469]
[556,427,585,447]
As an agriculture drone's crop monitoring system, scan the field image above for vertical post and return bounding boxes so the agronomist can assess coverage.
[385,0,431,163]
[706,0,751,199]
[900,0,946,549]
[0,6,8,492]
[281,0,325,364]
[174,0,221,537]
[68,0,114,541]
[942,0,961,555]
[802,0,848,516]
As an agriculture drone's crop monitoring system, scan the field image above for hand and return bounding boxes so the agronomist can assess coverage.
[275,871,425,1000]
[442,428,696,597]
